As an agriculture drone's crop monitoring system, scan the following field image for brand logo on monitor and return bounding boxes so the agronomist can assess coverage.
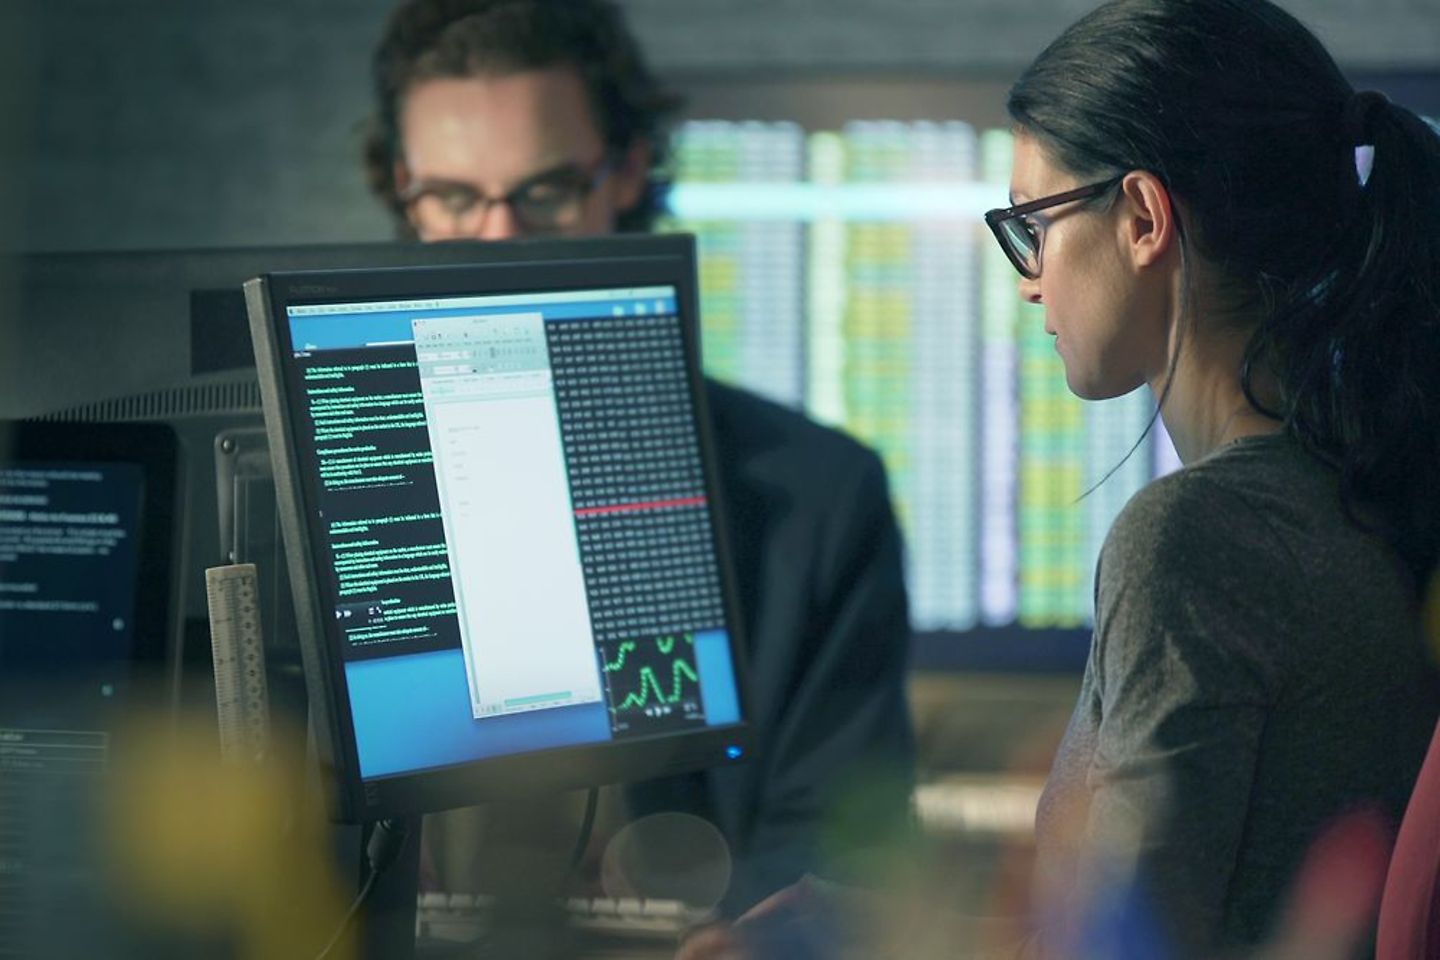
[287,283,340,297]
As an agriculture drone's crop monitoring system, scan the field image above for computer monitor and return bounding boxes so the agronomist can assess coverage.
[246,234,753,822]
[0,418,179,959]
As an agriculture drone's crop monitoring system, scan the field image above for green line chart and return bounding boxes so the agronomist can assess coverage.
[598,633,705,734]
[601,633,688,674]
[602,640,637,673]
[613,658,699,712]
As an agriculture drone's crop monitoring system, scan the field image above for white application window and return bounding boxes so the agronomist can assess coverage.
[413,311,601,720]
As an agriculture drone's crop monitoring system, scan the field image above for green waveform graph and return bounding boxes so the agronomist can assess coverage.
[602,633,689,676]
[600,633,704,726]
[602,640,637,673]
[613,659,699,713]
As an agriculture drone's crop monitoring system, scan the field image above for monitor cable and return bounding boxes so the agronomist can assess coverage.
[567,786,600,878]
[316,817,411,960]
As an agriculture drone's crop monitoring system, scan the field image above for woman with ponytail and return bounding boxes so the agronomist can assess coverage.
[680,1,1440,957]
[990,0,1440,954]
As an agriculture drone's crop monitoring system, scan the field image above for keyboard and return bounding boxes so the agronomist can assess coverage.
[416,892,714,943]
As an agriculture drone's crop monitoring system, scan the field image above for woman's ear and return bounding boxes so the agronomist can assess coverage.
[1118,170,1177,270]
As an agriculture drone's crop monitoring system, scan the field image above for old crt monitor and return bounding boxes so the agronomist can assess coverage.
[246,234,751,822]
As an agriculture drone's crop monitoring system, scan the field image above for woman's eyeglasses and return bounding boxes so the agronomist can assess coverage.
[984,176,1123,279]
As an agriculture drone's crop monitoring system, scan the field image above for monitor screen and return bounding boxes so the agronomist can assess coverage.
[0,420,177,721]
[247,234,752,821]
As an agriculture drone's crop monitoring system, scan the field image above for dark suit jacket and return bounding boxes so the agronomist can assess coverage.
[627,379,916,914]
[422,380,916,916]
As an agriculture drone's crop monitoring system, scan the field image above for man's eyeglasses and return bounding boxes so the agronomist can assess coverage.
[984,176,1123,279]
[400,156,613,237]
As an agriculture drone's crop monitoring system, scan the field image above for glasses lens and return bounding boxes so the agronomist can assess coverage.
[998,217,1040,278]
[512,173,591,231]
[406,184,482,236]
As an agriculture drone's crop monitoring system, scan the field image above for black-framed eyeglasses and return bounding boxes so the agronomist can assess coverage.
[984,176,1123,279]
[400,155,614,237]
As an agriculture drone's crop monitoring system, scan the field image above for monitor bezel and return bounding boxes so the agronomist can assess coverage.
[246,234,755,822]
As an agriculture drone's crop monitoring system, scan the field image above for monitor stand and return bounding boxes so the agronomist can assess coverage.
[331,817,422,960]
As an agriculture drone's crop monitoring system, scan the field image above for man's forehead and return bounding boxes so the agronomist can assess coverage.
[403,67,601,138]
[399,67,606,182]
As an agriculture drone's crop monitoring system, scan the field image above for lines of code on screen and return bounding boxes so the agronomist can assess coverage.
[0,464,142,689]
[297,350,459,659]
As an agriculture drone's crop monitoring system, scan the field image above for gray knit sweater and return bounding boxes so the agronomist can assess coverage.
[1034,433,1439,956]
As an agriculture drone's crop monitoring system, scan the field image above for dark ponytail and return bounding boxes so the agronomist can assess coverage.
[1010,0,1440,579]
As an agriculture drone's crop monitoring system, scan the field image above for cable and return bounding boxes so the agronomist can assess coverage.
[316,870,379,960]
[316,817,411,960]
[567,786,600,877]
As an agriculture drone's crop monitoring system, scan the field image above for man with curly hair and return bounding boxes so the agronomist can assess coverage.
[365,0,916,915]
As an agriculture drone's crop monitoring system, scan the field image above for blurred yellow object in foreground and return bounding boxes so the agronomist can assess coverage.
[103,711,352,960]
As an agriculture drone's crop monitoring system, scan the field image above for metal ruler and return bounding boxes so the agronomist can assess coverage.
[206,563,270,763]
